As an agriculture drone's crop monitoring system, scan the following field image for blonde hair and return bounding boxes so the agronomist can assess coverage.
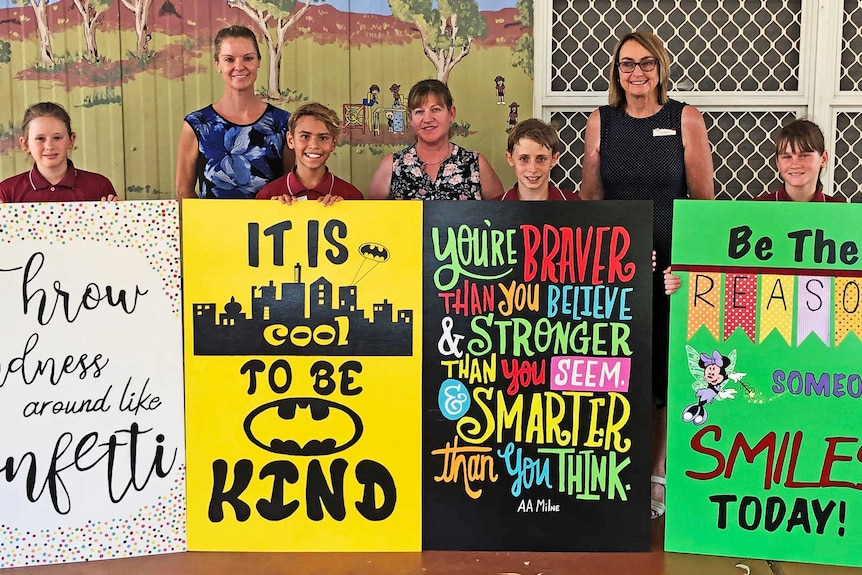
[289,103,342,139]
[608,31,671,109]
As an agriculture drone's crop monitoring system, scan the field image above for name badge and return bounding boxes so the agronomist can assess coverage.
[653,128,677,136]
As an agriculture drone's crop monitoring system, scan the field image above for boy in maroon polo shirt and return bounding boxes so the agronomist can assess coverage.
[755,119,844,203]
[498,118,579,201]
[0,102,117,203]
[256,103,363,204]
[664,118,845,295]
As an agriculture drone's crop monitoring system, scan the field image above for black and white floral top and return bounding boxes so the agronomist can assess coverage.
[389,143,482,200]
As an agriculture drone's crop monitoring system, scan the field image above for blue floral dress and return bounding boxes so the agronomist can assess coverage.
[184,104,290,198]
[389,143,482,200]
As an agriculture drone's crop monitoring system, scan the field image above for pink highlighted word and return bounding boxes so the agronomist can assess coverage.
[550,356,630,392]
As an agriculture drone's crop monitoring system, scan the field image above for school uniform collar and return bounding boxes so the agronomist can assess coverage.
[501,183,568,200]
[29,160,78,191]
[775,183,827,202]
[286,167,335,197]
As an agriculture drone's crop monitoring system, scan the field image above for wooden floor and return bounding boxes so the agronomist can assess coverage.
[4,518,861,574]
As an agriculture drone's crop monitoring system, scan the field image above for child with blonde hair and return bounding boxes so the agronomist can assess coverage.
[256,102,362,204]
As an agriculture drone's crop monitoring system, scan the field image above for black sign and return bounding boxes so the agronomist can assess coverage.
[422,201,653,551]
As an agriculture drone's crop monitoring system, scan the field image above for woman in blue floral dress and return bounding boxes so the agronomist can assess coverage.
[175,26,294,199]
[368,80,503,200]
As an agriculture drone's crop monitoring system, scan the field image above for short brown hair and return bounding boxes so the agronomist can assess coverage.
[608,31,671,109]
[21,102,72,139]
[774,119,825,156]
[288,102,342,139]
[507,118,562,155]
[407,79,455,138]
[214,25,261,60]
[406,79,454,112]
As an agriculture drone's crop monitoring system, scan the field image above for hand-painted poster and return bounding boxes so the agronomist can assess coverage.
[182,200,422,551]
[0,201,185,568]
[422,201,653,551]
[666,201,862,567]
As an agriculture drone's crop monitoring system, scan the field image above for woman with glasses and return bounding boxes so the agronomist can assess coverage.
[580,31,715,521]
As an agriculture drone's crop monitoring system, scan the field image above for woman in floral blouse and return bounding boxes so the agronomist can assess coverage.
[368,79,503,200]
[175,26,294,199]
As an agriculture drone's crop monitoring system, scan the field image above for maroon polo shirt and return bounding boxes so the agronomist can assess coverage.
[256,168,364,201]
[498,184,581,201]
[754,185,844,203]
[0,161,116,203]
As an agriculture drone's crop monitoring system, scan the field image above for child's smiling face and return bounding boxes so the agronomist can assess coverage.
[20,116,75,173]
[506,137,559,198]
[288,115,337,171]
[776,143,828,195]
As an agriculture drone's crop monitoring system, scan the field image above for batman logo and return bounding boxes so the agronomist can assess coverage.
[243,397,363,456]
[358,242,389,261]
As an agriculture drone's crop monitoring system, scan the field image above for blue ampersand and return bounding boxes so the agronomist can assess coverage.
[438,378,470,420]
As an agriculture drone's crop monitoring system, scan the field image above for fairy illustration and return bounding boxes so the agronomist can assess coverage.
[681,346,744,425]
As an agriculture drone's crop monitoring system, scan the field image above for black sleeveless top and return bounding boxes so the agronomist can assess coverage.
[599,99,687,267]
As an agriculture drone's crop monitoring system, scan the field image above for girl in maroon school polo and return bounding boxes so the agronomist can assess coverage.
[0,102,117,203]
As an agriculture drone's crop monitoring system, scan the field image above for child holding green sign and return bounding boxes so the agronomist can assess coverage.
[755,119,845,203]
[664,118,845,295]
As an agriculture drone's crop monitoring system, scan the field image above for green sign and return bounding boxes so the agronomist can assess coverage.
[666,200,862,567]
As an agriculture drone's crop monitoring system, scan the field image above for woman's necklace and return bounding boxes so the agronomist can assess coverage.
[418,143,453,166]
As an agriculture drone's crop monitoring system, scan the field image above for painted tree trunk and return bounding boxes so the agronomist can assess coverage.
[72,0,101,61]
[135,8,148,54]
[267,43,282,98]
[132,0,152,55]
[84,20,99,60]
[31,0,54,65]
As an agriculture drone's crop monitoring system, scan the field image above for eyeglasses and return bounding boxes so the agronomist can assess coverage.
[617,58,658,73]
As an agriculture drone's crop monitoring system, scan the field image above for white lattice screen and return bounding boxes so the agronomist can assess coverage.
[536,0,862,202]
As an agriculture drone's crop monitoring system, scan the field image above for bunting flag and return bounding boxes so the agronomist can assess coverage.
[834,278,862,346]
[680,267,862,348]
[686,272,722,339]
[722,273,757,342]
[797,275,832,346]
[758,274,794,344]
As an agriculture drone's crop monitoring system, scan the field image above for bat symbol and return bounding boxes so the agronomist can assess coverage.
[359,242,390,261]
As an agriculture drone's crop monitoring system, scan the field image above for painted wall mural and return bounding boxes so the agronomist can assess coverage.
[0,0,532,200]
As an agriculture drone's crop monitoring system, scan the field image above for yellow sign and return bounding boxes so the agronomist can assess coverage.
[182,200,422,551]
